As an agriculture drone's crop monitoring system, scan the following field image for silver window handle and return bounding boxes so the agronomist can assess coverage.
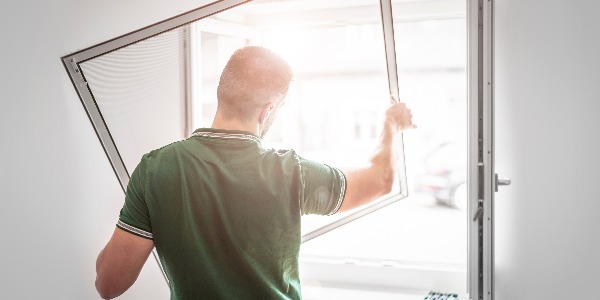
[495,173,512,192]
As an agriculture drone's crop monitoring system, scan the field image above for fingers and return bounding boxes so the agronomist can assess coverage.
[402,107,416,130]
[386,102,416,131]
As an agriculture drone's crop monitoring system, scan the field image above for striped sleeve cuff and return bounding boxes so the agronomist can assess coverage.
[327,168,347,215]
[116,220,153,240]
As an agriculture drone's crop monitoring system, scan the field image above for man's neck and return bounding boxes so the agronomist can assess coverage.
[211,113,260,136]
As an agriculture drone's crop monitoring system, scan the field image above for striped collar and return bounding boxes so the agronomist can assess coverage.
[190,128,261,144]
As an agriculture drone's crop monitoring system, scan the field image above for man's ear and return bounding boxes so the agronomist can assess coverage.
[258,103,275,125]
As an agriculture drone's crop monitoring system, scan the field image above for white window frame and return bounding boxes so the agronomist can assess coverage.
[467,0,494,299]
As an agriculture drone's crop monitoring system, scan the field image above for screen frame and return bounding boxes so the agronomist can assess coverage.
[61,0,408,244]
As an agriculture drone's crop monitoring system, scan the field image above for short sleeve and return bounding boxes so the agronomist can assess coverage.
[298,156,346,216]
[117,155,153,240]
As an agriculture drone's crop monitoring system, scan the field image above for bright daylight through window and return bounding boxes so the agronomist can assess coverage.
[191,0,408,243]
[70,0,467,297]
[192,0,467,295]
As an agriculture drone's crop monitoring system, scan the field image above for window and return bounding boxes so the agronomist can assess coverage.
[190,0,408,243]
[63,0,495,298]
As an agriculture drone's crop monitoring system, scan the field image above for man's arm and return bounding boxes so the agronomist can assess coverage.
[95,227,154,299]
[337,102,415,212]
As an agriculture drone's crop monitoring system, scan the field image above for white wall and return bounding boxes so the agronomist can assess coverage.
[2,1,600,299]
[494,0,600,299]
[0,1,211,299]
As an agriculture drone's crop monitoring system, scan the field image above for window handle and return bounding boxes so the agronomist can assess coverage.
[495,173,512,192]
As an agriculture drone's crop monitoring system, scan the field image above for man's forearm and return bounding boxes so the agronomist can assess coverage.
[337,124,400,212]
[368,123,400,191]
[336,103,413,213]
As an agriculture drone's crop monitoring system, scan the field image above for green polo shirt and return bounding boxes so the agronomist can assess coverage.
[117,128,346,300]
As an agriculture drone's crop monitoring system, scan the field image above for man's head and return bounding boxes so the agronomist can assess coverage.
[216,46,293,137]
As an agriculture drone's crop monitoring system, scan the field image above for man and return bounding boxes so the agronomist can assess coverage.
[95,46,415,299]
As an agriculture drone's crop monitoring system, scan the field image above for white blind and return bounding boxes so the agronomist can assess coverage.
[81,27,188,174]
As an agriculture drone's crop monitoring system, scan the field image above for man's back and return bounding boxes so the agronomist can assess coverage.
[119,128,345,299]
[94,46,413,300]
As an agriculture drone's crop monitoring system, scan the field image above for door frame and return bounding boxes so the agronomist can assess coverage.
[467,0,495,298]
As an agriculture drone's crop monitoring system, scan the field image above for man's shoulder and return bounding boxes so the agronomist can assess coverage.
[255,148,303,172]
[264,148,299,161]
[144,139,190,160]
[274,148,296,156]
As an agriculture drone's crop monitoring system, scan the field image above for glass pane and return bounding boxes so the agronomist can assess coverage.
[191,0,408,241]
[298,0,468,295]
[80,28,188,173]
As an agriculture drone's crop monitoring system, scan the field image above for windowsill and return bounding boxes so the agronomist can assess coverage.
[302,285,425,300]
[302,283,467,300]
[299,255,466,296]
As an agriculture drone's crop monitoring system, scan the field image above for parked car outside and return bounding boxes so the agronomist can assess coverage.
[414,141,467,210]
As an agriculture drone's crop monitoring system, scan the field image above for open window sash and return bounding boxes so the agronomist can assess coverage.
[62,0,409,245]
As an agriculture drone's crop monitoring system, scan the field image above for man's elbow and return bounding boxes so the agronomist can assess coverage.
[96,276,125,300]
[377,168,395,196]
[381,175,394,196]
[95,277,113,299]
[369,157,395,197]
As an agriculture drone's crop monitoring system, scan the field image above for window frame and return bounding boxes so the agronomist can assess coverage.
[296,0,410,244]
[467,0,495,299]
[62,0,409,244]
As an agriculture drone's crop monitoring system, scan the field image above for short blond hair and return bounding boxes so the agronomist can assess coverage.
[216,46,293,122]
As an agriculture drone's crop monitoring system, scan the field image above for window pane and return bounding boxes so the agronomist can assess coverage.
[298,2,468,295]
[191,0,408,240]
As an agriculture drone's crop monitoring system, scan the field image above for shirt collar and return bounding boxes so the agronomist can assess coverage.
[190,128,261,144]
